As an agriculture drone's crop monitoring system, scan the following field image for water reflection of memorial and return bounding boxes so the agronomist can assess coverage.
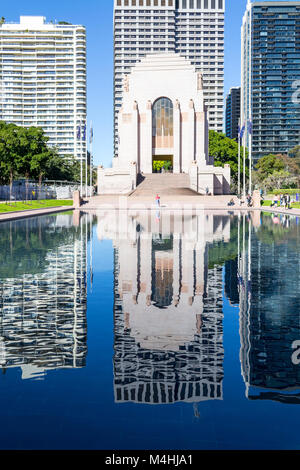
[97,211,230,406]
[239,213,300,403]
[0,213,91,380]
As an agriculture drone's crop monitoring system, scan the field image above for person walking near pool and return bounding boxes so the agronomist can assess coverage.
[156,194,161,208]
[283,194,287,209]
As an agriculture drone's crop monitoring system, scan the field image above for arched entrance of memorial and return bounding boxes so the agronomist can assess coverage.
[152,97,174,173]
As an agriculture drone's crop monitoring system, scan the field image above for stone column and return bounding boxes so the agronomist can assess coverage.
[189,161,198,193]
[252,190,262,208]
[195,112,207,167]
[130,162,137,191]
[223,164,231,195]
[173,99,181,174]
[132,101,139,167]
[181,240,194,305]
[188,99,195,169]
[97,165,104,195]
[140,237,152,307]
[142,100,153,174]
[195,243,205,298]
[73,190,81,208]
[172,237,180,306]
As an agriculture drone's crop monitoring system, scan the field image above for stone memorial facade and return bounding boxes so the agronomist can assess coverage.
[98,54,230,195]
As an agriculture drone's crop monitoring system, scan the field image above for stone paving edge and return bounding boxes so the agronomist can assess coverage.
[0,206,74,223]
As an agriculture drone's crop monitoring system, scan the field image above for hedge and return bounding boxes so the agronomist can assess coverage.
[270,189,300,195]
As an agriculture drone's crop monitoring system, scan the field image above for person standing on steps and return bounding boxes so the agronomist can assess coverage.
[156,194,161,208]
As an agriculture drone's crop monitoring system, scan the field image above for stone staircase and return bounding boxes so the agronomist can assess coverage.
[130,173,198,197]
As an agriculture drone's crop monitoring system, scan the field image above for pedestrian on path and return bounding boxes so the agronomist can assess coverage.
[271,194,278,208]
[156,194,161,208]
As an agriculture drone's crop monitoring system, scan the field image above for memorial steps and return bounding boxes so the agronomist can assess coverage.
[130,173,198,197]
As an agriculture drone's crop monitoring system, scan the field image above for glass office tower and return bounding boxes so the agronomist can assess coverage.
[114,0,225,157]
[241,1,300,163]
[225,87,241,141]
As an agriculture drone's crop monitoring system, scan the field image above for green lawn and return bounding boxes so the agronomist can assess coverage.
[0,200,73,213]
[262,200,300,209]
[261,200,272,206]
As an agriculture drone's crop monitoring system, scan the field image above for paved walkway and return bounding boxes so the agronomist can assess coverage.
[259,206,300,217]
[80,195,300,216]
[1,198,299,222]
[81,194,239,210]
[0,206,73,223]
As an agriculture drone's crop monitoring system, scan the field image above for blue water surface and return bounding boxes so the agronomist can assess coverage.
[0,210,299,450]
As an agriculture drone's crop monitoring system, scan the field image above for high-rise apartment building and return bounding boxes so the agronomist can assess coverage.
[241,1,300,163]
[114,0,225,157]
[0,214,89,380]
[225,86,240,141]
[239,217,300,403]
[0,16,87,160]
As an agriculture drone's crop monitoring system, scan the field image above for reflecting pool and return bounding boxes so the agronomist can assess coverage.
[0,210,299,450]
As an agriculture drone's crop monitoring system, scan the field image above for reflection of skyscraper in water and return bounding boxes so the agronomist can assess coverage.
[0,214,90,380]
[225,258,239,306]
[239,214,300,403]
[97,211,229,406]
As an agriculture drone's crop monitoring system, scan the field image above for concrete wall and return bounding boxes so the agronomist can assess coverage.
[97,163,137,195]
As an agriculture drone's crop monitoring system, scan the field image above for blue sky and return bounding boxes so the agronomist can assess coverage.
[1,0,284,166]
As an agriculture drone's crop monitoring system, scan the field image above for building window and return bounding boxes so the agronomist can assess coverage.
[152,97,174,148]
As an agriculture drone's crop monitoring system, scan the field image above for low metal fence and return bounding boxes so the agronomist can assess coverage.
[0,182,55,202]
[0,180,94,201]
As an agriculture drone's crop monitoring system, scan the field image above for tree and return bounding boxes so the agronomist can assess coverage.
[0,159,9,185]
[30,148,58,188]
[0,121,97,194]
[254,153,300,190]
[0,122,23,199]
[16,126,50,198]
[263,170,297,191]
[209,130,249,188]
[255,154,285,182]
[288,145,300,161]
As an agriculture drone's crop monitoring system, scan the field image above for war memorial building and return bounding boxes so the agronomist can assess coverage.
[98,54,230,196]
[95,210,228,405]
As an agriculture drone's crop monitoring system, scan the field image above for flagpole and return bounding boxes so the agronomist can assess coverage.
[85,122,88,199]
[238,119,241,197]
[80,121,83,196]
[90,121,93,197]
[249,0,253,195]
[249,120,252,194]
[243,132,246,199]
